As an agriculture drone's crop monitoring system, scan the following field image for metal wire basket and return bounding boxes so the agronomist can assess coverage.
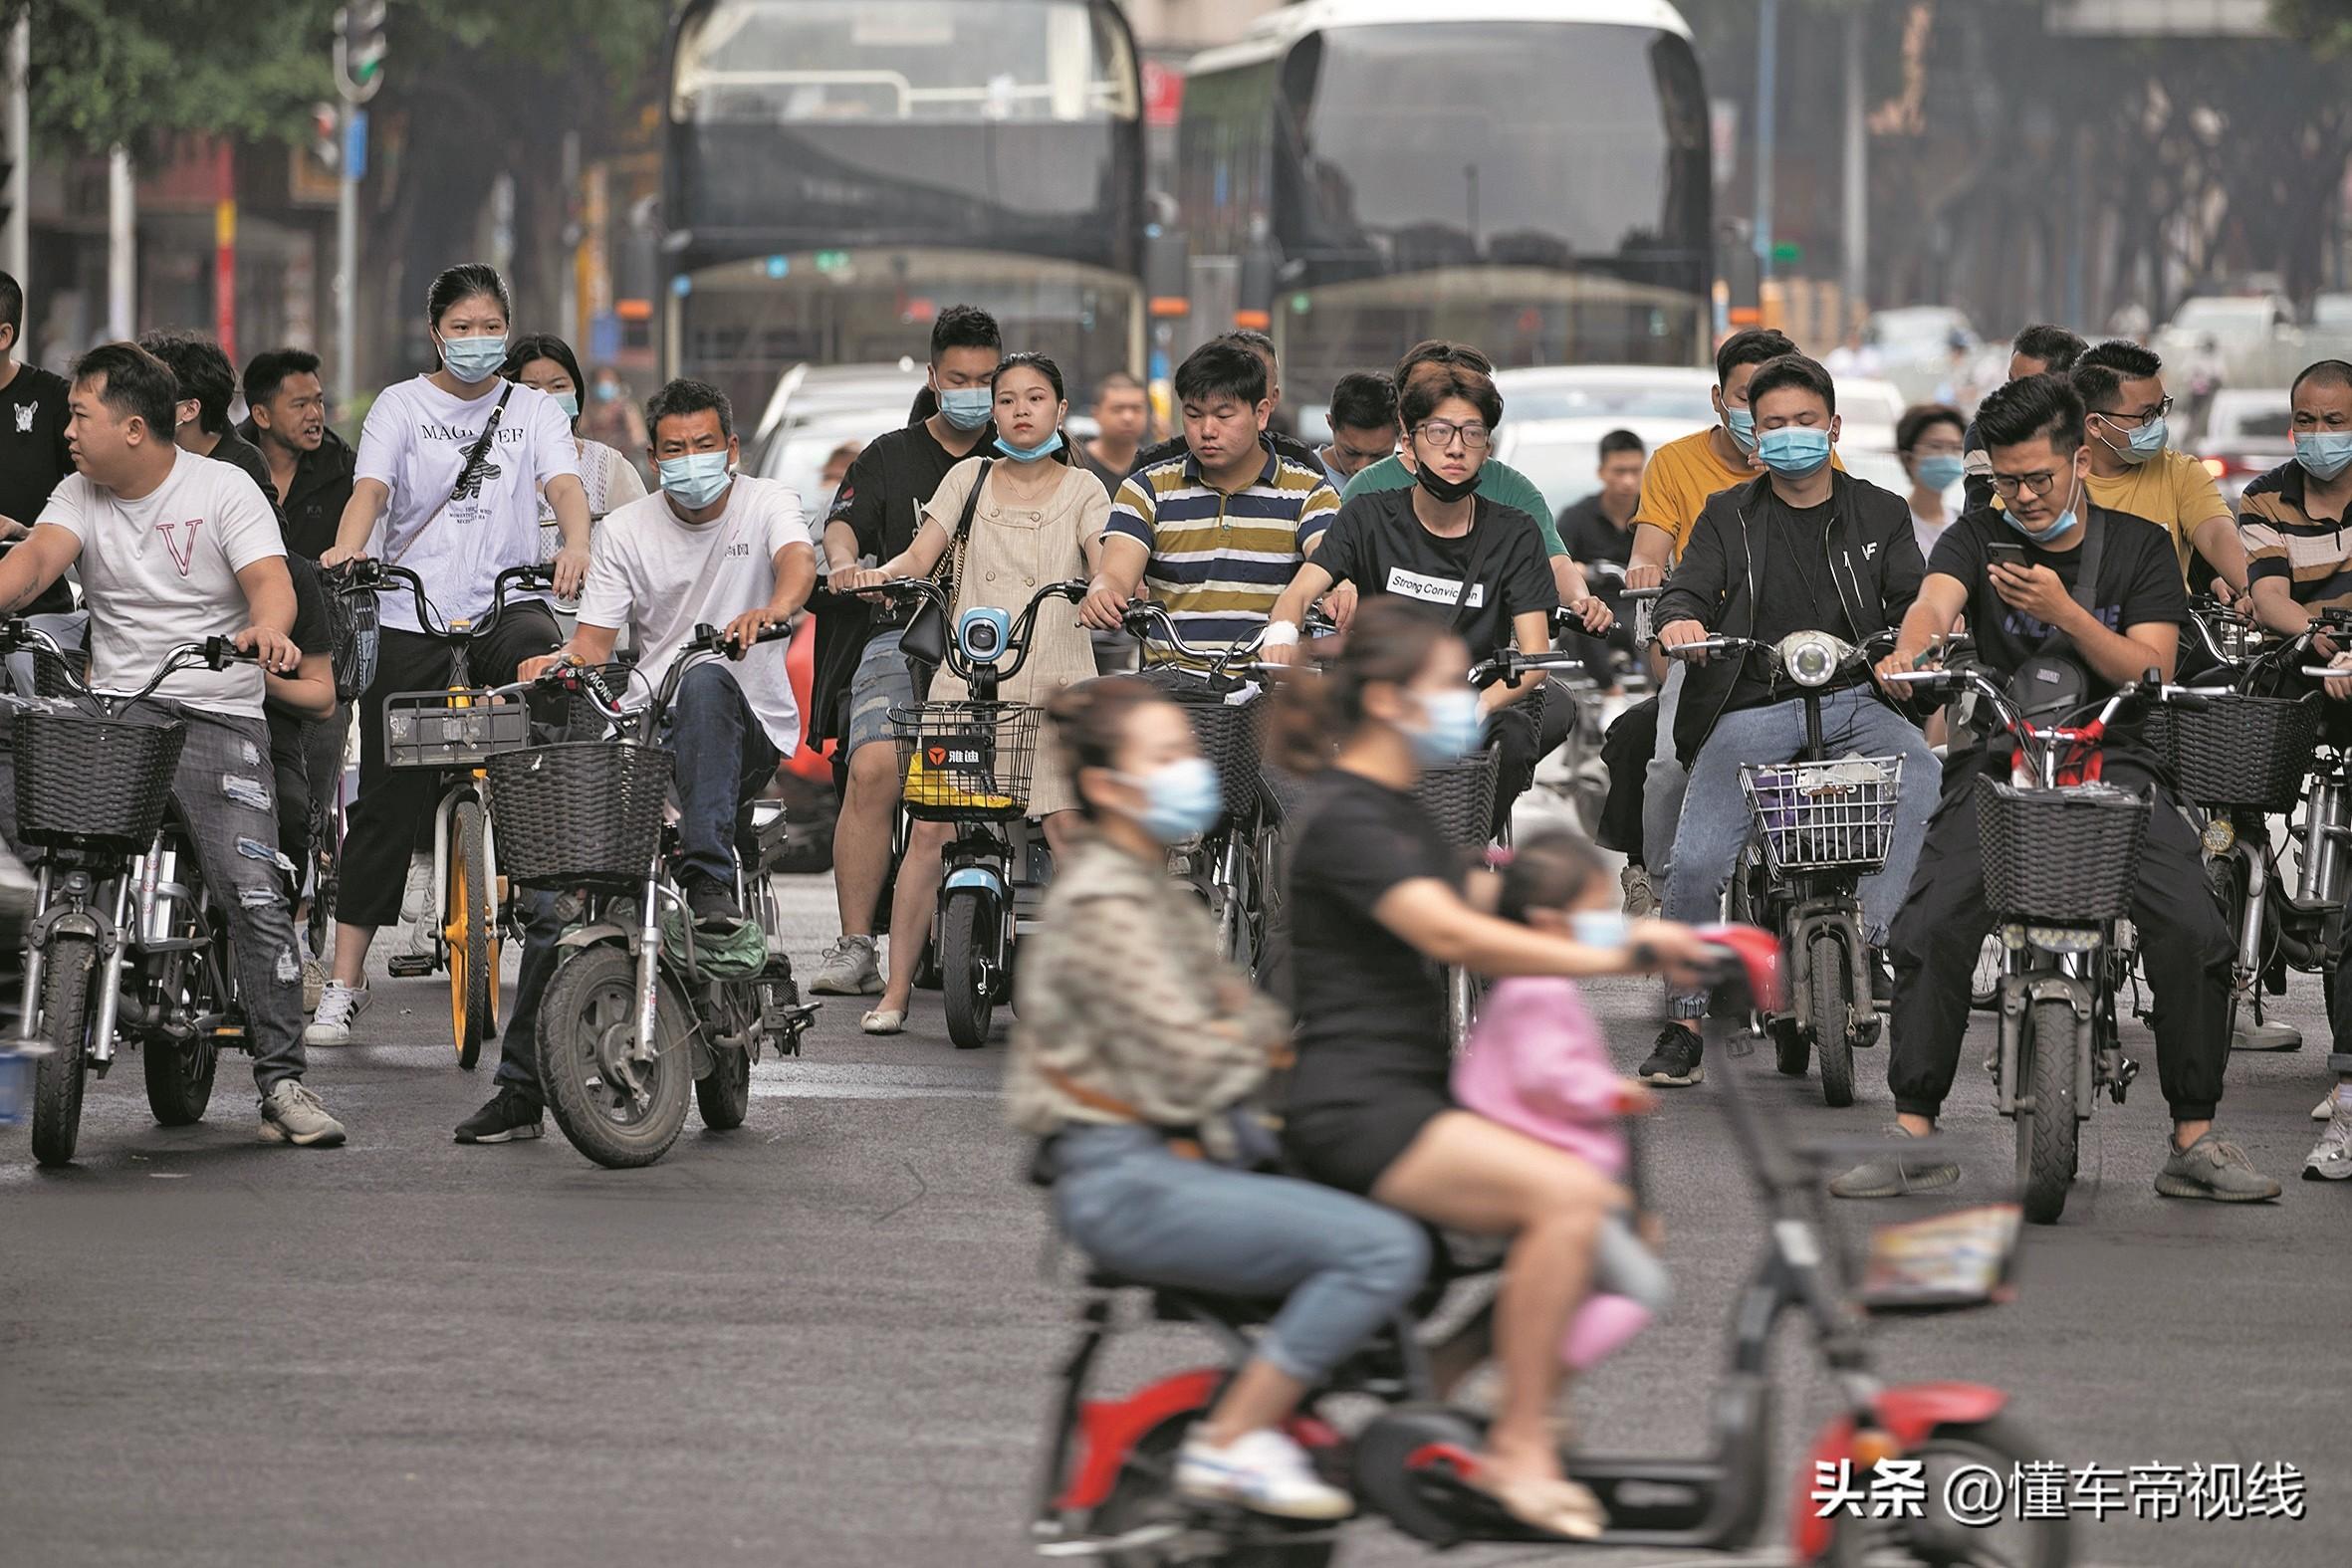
[12,705,187,849]
[488,741,674,889]
[2143,693,2319,811]
[890,701,1040,821]
[1975,776,2149,922]
[1741,756,1903,873]
[1415,750,1500,849]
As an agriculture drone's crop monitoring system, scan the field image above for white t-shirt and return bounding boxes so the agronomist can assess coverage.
[576,476,812,753]
[39,449,285,718]
[353,375,581,634]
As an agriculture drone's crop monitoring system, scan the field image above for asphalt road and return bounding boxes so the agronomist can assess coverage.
[2,872,2344,1568]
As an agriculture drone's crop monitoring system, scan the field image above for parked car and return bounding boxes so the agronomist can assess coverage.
[1493,364,1718,426]
[752,359,928,446]
[1862,306,1978,369]
[2196,387,2295,506]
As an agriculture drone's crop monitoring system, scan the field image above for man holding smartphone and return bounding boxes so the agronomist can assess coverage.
[1842,372,2276,1205]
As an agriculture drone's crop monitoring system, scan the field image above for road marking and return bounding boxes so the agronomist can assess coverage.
[749,1061,998,1100]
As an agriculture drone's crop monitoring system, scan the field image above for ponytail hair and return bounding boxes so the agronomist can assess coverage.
[1267,595,1455,773]
[1047,676,1170,818]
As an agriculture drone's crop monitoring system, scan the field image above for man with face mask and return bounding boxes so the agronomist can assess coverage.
[809,305,1002,998]
[2069,341,2247,608]
[1841,372,2276,1205]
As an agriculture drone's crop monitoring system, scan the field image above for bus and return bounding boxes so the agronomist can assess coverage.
[1177,0,1713,396]
[660,0,1146,417]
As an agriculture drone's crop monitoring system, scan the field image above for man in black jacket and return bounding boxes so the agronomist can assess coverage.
[1644,355,1940,1085]
[239,347,355,560]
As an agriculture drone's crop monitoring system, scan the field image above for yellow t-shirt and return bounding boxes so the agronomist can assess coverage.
[2081,448,2232,578]
[1631,427,1845,555]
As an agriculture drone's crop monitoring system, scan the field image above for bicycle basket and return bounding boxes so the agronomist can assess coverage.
[1856,1202,2023,1315]
[11,705,186,849]
[2143,693,2318,811]
[1415,750,1499,849]
[384,689,534,769]
[1740,756,1903,873]
[891,701,1040,821]
[487,741,673,889]
[1975,775,2148,922]
[1136,669,1263,822]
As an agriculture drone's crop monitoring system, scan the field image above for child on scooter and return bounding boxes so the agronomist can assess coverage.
[1454,831,1671,1371]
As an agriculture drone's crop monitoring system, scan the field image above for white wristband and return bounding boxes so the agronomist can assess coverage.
[1261,620,1301,649]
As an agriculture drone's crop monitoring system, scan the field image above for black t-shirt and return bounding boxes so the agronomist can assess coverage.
[0,363,77,615]
[1314,491,1558,657]
[1929,507,2186,692]
[826,420,984,565]
[1555,494,1635,569]
[1285,770,1461,1111]
[266,555,333,779]
[206,428,285,526]
[1727,493,1859,713]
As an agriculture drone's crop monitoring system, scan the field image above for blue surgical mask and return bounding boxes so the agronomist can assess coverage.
[553,390,581,420]
[657,450,734,510]
[1408,689,1485,768]
[2003,474,2081,546]
[1725,405,1758,454]
[440,334,507,384]
[1757,426,1832,478]
[1571,909,1632,949]
[2295,430,2352,482]
[1128,757,1224,844]
[938,386,994,431]
[2100,414,2166,466]
[1915,453,1966,491]
[995,429,1065,463]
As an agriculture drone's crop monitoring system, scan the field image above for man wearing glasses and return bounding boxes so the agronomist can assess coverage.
[1838,371,2278,1205]
[2068,341,2248,607]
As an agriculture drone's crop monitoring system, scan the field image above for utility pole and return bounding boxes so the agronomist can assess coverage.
[1841,2,1868,324]
[333,2,386,414]
[107,146,134,340]
[1755,0,1779,287]
[3,13,27,289]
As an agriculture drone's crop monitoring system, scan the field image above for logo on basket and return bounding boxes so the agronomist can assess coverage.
[926,744,950,768]
[153,518,204,576]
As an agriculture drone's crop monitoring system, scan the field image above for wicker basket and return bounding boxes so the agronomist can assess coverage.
[12,706,186,849]
[488,742,673,889]
[1416,751,1500,849]
[1975,775,2148,922]
[2143,694,2318,811]
[890,701,1040,821]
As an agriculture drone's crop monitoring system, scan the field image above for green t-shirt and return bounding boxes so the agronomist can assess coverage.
[1340,455,1567,558]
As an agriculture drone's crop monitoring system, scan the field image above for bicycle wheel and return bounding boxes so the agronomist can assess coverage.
[29,931,98,1168]
[2018,998,2080,1225]
[696,1036,753,1130]
[1810,931,1857,1109]
[446,798,498,1070]
[1823,1414,2072,1566]
[941,887,997,1049]
[538,946,692,1169]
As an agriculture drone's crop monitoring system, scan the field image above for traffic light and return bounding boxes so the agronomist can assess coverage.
[311,102,341,173]
[335,2,387,103]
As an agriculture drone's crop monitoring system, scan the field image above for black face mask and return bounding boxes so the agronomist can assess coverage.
[1413,461,1479,505]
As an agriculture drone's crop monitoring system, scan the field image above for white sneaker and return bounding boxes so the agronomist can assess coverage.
[810,935,882,996]
[400,855,434,923]
[259,1079,347,1147]
[2306,1098,2352,1182]
[1175,1429,1353,1521]
[306,981,369,1045]
[2315,1091,2339,1123]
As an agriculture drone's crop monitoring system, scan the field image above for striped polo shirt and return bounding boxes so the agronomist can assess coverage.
[1108,440,1340,652]
[2241,459,2352,606]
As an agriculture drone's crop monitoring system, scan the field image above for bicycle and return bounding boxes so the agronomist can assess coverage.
[0,621,267,1165]
[331,560,556,1068]
[490,626,819,1168]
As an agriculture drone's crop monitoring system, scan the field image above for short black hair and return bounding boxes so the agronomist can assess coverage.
[501,334,587,423]
[1090,369,1143,403]
[137,330,237,435]
[1715,327,1797,386]
[645,377,735,443]
[2290,359,2352,400]
[242,347,323,410]
[1974,371,2084,459]
[2079,338,2161,379]
[73,341,181,438]
[929,304,1001,362]
[1597,428,1646,461]
[1896,402,1966,453]
[1174,341,1268,406]
[1326,371,1395,432]
[1217,329,1279,368]
[2069,363,2128,416]
[1745,352,1836,418]
[2011,324,2087,373]
[0,270,22,342]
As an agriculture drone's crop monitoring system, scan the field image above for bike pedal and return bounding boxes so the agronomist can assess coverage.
[385,955,435,978]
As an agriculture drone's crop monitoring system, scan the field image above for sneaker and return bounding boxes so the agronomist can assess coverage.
[1620,862,1658,919]
[2155,1129,2282,1203]
[1829,1124,1962,1200]
[455,1084,545,1145]
[301,958,326,1015]
[400,855,434,923]
[259,1079,347,1147]
[2315,1091,2339,1123]
[684,874,744,929]
[810,935,882,996]
[1175,1428,1353,1522]
[305,981,369,1045]
[1637,1022,1705,1086]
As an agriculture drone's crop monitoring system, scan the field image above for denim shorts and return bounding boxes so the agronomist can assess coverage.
[845,628,914,755]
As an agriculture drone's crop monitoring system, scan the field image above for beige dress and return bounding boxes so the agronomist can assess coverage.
[923,455,1110,816]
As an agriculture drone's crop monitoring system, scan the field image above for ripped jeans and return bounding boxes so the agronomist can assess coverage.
[0,702,309,1097]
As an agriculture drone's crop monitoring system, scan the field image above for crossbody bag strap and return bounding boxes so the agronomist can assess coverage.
[939,457,991,614]
[391,383,515,565]
[2033,506,2106,659]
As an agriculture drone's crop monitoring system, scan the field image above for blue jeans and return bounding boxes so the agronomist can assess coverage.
[668,661,782,889]
[1664,687,1939,1008]
[1051,1123,1430,1383]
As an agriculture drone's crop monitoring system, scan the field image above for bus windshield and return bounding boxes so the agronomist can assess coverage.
[674,0,1137,125]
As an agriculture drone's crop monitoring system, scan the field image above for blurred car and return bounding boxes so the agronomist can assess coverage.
[2155,295,2297,363]
[1494,365,1718,425]
[1862,307,1978,370]
[753,359,927,446]
[2311,293,2352,332]
[2196,387,2294,505]
[753,405,911,542]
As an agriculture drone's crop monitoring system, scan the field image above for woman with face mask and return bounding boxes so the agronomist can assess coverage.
[503,334,648,579]
[1896,402,1968,565]
[1271,598,1712,1539]
[309,263,591,1045]
[1008,676,1432,1521]
[832,352,1111,1033]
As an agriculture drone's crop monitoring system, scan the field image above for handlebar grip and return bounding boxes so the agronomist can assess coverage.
[2303,666,2347,680]
[1616,586,1666,602]
[203,636,261,668]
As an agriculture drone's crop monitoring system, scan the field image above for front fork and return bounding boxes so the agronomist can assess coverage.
[633,866,662,1067]
[1993,942,2128,1120]
[1784,894,1874,1042]
[18,863,133,1070]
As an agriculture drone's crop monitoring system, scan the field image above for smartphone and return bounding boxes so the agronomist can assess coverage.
[1985,542,2027,571]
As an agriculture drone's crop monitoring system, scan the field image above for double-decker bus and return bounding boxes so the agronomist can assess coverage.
[661,0,1146,415]
[1178,0,1712,394]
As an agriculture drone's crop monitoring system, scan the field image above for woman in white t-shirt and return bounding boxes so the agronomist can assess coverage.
[1897,402,1968,565]
[310,263,593,1043]
[502,332,649,564]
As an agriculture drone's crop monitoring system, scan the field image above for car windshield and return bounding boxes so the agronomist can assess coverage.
[1500,377,1716,424]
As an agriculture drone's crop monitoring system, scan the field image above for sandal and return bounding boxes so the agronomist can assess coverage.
[1482,1473,1604,1540]
[860,1008,907,1035]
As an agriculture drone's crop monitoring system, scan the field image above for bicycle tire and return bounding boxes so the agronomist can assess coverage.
[1811,931,1856,1109]
[696,1037,753,1130]
[539,945,691,1169]
[29,931,97,1167]
[447,799,496,1070]
[941,887,997,1049]
[2019,998,2080,1225]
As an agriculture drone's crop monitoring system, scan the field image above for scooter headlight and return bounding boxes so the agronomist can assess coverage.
[955,606,1012,665]
[1778,630,1846,689]
[2025,925,2105,953]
